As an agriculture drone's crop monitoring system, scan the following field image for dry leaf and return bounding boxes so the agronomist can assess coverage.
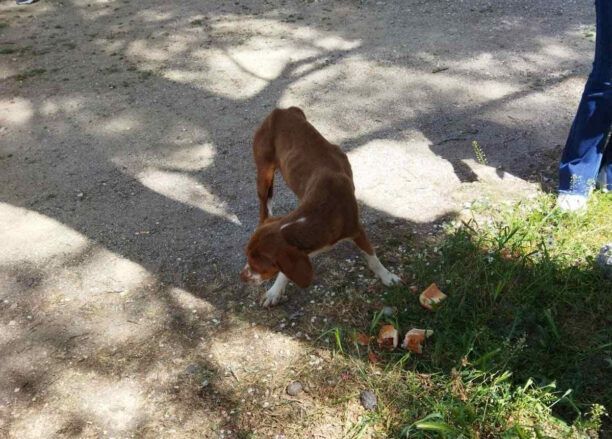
[500,248,520,261]
[377,324,398,350]
[368,351,380,364]
[450,368,468,401]
[354,332,370,346]
[401,328,434,354]
[419,283,447,310]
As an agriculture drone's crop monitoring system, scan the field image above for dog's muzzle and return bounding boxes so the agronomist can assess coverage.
[240,264,264,285]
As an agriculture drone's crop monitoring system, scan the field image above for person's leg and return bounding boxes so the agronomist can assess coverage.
[558,0,612,208]
[598,141,612,192]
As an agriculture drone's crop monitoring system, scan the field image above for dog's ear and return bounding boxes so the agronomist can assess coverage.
[276,245,313,288]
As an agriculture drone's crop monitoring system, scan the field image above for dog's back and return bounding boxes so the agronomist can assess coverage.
[253,107,353,200]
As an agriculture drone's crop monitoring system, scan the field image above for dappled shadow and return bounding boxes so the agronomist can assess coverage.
[0,0,600,436]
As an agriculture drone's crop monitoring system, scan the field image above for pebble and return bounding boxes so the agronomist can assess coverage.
[289,311,303,320]
[286,381,303,396]
[381,306,395,317]
[185,364,200,375]
[360,389,377,411]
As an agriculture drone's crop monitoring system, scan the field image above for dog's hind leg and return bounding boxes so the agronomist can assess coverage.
[256,164,275,223]
[253,118,276,224]
[353,227,402,286]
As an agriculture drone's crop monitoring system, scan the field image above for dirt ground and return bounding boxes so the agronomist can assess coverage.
[0,0,596,437]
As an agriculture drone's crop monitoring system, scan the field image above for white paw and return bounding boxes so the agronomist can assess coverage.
[266,199,274,216]
[381,271,402,286]
[261,287,284,307]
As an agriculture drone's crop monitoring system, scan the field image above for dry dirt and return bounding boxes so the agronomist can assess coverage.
[0,0,595,437]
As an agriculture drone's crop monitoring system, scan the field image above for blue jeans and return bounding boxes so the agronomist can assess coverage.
[559,0,612,195]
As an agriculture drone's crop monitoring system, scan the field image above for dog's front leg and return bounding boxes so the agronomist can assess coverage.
[261,272,289,307]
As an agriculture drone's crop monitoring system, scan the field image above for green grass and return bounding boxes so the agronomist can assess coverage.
[0,45,30,55]
[0,46,17,54]
[13,68,46,81]
[583,25,596,43]
[325,192,611,437]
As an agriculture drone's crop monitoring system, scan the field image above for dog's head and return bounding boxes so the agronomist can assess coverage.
[240,220,313,288]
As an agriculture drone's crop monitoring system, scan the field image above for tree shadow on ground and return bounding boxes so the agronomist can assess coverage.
[0,0,602,436]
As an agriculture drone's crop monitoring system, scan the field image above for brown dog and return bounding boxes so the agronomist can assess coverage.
[240,107,401,306]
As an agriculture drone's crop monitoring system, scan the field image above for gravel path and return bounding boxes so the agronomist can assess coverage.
[0,0,594,436]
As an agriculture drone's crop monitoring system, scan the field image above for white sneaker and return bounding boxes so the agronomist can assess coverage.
[556,193,588,212]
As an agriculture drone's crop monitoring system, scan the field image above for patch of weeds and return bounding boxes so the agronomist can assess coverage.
[103,65,121,74]
[13,68,46,81]
[472,140,488,166]
[32,48,50,56]
[392,369,601,438]
[344,411,381,438]
[583,25,596,42]
[320,192,611,437]
[0,45,31,55]
[0,22,8,30]
[190,19,204,26]
[319,326,345,354]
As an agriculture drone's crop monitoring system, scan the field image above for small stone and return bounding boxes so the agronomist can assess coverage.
[185,364,200,375]
[360,389,377,411]
[286,381,303,396]
[381,306,395,317]
[8,320,16,326]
